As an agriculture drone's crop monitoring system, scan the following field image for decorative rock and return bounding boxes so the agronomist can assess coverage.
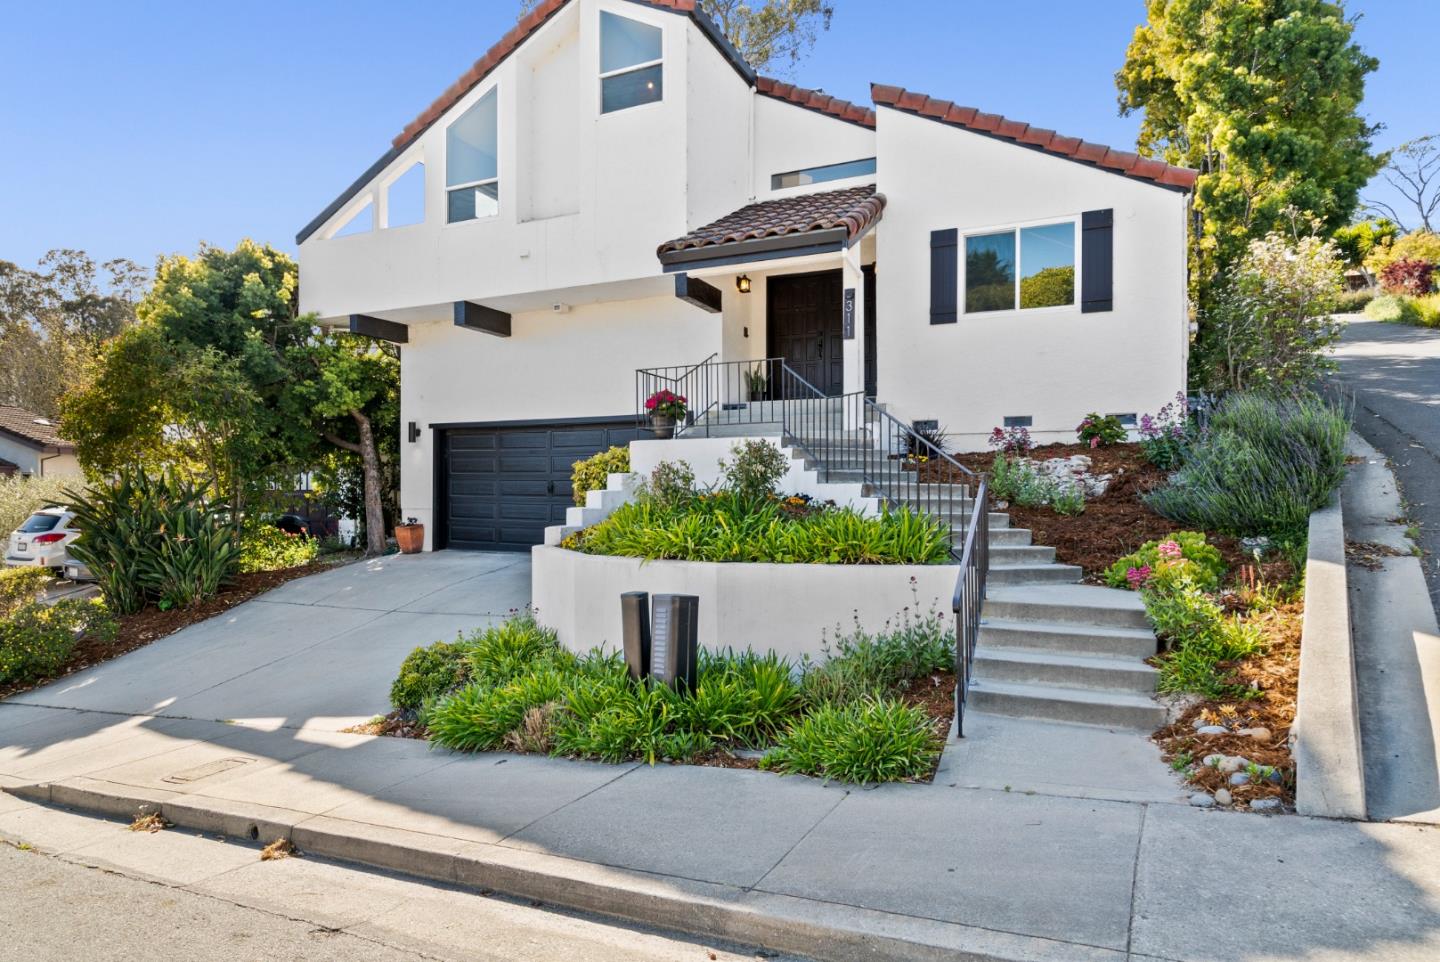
[1196,725,1229,736]
[1237,727,1272,742]
[1251,798,1282,813]
[1189,793,1215,808]
[1229,772,1251,786]
[1266,768,1284,785]
[1202,754,1226,768]
[1218,756,1248,774]
[1214,788,1233,806]
[1192,717,1210,731]
[1029,455,1113,497]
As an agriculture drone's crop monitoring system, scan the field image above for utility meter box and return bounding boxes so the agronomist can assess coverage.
[620,591,651,681]
[649,593,699,691]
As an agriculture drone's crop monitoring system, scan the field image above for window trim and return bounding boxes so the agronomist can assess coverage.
[960,216,1080,317]
[598,11,664,115]
[444,86,501,225]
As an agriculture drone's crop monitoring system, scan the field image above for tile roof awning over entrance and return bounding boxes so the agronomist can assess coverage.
[871,84,1198,191]
[657,184,885,270]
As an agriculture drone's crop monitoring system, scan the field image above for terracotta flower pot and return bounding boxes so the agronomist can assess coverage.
[395,524,424,554]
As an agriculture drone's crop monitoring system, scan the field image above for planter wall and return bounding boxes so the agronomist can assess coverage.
[630,436,875,512]
[531,545,958,661]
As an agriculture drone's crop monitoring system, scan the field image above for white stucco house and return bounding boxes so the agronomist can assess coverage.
[0,405,82,478]
[296,0,1196,553]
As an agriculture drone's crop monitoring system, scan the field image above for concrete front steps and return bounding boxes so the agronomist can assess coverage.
[969,584,1164,729]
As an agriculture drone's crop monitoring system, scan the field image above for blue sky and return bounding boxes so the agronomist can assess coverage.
[1,0,1433,273]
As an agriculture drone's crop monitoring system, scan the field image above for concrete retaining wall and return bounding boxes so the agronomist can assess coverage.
[1293,496,1367,819]
[531,545,957,661]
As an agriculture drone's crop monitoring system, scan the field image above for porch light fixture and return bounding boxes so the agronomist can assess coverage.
[736,274,752,294]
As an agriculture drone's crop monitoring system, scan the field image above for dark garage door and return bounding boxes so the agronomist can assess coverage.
[437,418,640,551]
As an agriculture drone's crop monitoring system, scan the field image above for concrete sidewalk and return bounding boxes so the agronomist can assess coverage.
[4,702,1439,962]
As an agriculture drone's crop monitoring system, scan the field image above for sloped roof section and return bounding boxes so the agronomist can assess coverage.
[755,76,874,128]
[0,405,74,451]
[658,184,885,258]
[871,84,1198,191]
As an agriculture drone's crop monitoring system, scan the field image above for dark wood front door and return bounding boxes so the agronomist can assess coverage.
[767,270,844,396]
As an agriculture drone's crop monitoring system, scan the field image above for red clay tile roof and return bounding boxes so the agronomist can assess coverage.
[0,405,73,451]
[658,184,885,256]
[871,84,1198,191]
[755,76,875,128]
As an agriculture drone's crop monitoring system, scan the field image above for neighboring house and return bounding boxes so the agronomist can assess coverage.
[0,405,83,478]
[297,0,1196,552]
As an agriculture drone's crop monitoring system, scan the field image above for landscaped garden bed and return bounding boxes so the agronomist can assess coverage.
[370,607,957,785]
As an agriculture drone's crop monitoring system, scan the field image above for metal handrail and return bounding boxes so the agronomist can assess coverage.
[950,476,989,737]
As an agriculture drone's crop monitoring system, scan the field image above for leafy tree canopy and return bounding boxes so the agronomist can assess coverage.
[1332,218,1398,269]
[1117,0,1381,302]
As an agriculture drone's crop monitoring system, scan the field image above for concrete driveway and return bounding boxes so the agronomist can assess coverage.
[6,551,530,732]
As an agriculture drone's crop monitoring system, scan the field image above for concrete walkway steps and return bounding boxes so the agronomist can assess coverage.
[971,584,1162,729]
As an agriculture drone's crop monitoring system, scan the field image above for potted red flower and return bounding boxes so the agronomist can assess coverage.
[645,390,688,439]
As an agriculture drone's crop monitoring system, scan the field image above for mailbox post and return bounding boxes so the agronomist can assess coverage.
[649,594,699,692]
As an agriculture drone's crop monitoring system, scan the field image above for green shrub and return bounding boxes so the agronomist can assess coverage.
[1144,393,1348,540]
[1102,532,1227,591]
[761,698,942,784]
[571,446,630,507]
[718,439,789,502]
[237,523,320,574]
[1332,288,1375,313]
[466,612,571,683]
[0,475,76,546]
[1363,294,1420,325]
[573,491,949,565]
[0,567,53,615]
[1076,413,1128,447]
[1415,293,1440,328]
[0,598,116,685]
[800,607,951,706]
[1141,566,1264,699]
[65,468,239,614]
[989,454,1087,516]
[390,639,471,711]
[642,460,697,511]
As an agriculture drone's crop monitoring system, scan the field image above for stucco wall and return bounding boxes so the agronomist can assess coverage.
[873,107,1189,450]
[399,293,721,537]
[752,95,876,199]
[0,437,81,478]
[532,545,957,661]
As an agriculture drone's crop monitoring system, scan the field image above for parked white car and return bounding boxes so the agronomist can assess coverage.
[5,506,80,571]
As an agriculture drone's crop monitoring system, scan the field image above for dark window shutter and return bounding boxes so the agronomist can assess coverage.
[1081,209,1114,313]
[929,228,958,324]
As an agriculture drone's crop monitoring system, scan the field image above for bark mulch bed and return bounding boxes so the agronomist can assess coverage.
[1151,597,1303,808]
[0,555,358,702]
[928,442,1263,581]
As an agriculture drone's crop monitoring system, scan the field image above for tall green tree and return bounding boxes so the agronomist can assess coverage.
[0,250,146,417]
[518,0,832,73]
[59,241,400,555]
[1116,0,1381,310]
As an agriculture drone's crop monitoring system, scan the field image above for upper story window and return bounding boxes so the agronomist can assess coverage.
[964,220,1076,313]
[446,88,499,223]
[771,158,877,190]
[600,11,662,114]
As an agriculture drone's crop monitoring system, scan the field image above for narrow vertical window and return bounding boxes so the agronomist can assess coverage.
[964,231,1016,313]
[446,89,499,223]
[1018,223,1076,308]
[600,11,662,113]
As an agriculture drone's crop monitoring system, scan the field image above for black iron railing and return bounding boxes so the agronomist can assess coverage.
[636,354,989,733]
[951,476,989,737]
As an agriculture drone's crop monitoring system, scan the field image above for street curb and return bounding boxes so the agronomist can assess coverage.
[1293,493,1367,819]
[3,778,1123,962]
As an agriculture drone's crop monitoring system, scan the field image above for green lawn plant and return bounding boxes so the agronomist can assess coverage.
[1103,532,1227,591]
[237,522,320,574]
[1077,413,1128,447]
[412,607,950,784]
[571,445,630,507]
[1144,392,1347,541]
[64,467,239,615]
[1132,557,1263,700]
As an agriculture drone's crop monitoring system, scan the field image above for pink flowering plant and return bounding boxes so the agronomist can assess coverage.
[987,425,1034,455]
[1103,531,1226,592]
[1075,413,1127,447]
[644,389,688,421]
[1137,392,1194,470]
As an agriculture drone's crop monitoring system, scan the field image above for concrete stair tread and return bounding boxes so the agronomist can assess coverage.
[981,616,1155,641]
[986,562,1083,585]
[975,646,1158,675]
[986,582,1146,612]
[972,678,1162,710]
